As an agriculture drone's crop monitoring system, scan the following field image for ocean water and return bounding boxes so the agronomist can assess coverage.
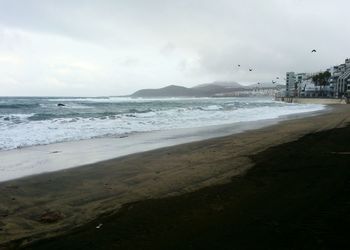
[0,96,324,151]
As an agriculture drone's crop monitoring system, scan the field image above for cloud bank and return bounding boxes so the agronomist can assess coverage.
[0,0,349,96]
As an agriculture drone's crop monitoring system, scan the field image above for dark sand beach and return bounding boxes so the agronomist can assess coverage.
[1,105,350,249]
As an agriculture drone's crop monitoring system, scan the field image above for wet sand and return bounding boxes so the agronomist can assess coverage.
[1,105,350,249]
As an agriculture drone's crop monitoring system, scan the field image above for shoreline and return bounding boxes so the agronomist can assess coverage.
[1,104,349,248]
[0,106,327,183]
[25,115,350,249]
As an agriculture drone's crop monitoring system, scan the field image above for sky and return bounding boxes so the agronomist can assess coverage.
[0,0,349,96]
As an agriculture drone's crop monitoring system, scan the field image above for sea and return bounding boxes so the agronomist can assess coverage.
[0,96,327,182]
[0,96,325,152]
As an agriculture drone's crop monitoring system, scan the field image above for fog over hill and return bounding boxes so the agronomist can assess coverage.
[247,82,285,89]
[193,81,242,89]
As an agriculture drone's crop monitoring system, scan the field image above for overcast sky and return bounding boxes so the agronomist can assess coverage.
[0,0,349,96]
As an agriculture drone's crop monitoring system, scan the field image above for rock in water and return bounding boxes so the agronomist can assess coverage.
[57,103,65,107]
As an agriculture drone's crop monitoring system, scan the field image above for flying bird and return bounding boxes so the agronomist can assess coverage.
[311,49,317,53]
[249,69,253,72]
[238,64,241,67]
[272,80,276,84]
[276,77,279,79]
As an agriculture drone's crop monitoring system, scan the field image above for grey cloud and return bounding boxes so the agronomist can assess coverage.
[0,0,349,96]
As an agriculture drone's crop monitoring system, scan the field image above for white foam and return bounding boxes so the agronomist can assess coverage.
[0,102,324,151]
[0,114,310,182]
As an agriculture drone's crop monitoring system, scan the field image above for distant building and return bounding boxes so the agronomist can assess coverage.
[215,83,283,97]
[285,58,350,99]
[334,58,350,98]
[286,72,310,97]
[286,72,296,97]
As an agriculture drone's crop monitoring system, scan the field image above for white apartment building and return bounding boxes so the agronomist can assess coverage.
[286,72,296,96]
[286,72,310,97]
[285,58,350,98]
[334,58,350,97]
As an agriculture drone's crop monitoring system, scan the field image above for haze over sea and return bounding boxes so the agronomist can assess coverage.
[0,96,324,152]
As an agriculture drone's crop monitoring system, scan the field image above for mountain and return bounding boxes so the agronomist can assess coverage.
[130,81,285,98]
[193,81,242,89]
[247,82,285,89]
[131,85,197,98]
[130,82,244,98]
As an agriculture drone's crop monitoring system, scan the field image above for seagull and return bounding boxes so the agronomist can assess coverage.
[311,49,317,53]
[238,64,241,67]
[96,223,103,229]
[249,69,253,72]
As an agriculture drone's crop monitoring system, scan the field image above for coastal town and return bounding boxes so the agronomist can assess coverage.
[129,58,350,100]
[281,58,350,102]
[2,1,350,249]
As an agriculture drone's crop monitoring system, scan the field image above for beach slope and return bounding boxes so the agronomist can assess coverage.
[1,105,350,249]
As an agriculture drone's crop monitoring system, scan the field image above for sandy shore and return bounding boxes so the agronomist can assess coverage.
[1,105,350,249]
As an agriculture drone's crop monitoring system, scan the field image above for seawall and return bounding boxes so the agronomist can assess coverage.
[276,97,348,104]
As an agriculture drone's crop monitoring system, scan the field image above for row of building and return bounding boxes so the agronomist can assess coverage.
[285,58,350,98]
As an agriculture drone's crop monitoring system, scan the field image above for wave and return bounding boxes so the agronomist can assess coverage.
[0,113,35,123]
[48,97,110,102]
[0,103,40,109]
[0,102,325,151]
